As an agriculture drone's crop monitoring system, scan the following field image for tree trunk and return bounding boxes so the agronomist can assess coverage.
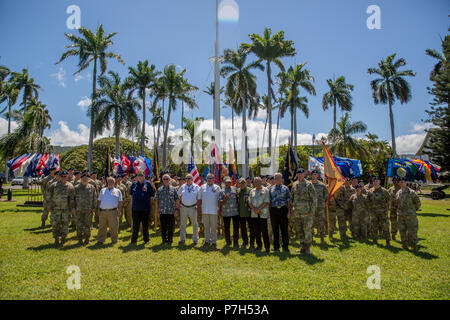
[388,100,397,157]
[293,94,298,161]
[162,98,172,170]
[242,94,249,178]
[267,61,272,158]
[333,99,336,130]
[181,101,184,141]
[88,58,97,172]
[275,105,280,149]
[4,102,12,182]
[140,88,146,154]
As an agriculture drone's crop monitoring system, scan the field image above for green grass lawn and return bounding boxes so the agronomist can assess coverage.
[0,188,449,300]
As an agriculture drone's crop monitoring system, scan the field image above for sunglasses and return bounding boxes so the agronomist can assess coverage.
[186,177,192,180]
[163,178,169,180]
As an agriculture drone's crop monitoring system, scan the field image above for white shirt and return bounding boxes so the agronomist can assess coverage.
[177,183,200,206]
[197,183,220,214]
[98,187,123,209]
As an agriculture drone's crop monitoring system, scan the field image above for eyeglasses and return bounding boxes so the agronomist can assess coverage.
[163,178,169,180]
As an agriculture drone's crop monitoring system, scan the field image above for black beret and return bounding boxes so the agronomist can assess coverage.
[68,168,74,171]
[49,167,56,171]
[60,171,68,177]
[296,168,305,174]
[74,171,80,175]
[311,169,320,175]
[81,173,88,178]
[355,184,362,189]
[400,177,407,181]
[374,176,381,181]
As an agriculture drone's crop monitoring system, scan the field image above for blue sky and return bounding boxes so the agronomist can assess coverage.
[0,0,449,154]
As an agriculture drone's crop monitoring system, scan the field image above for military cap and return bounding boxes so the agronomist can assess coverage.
[238,177,246,183]
[81,173,89,178]
[60,171,68,177]
[224,176,231,183]
[296,168,305,174]
[74,170,80,175]
[68,168,74,171]
[82,169,89,174]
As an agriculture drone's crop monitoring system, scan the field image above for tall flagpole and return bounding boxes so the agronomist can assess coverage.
[214,0,221,151]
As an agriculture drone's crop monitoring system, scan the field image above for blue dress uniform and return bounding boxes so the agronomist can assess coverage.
[269,184,292,252]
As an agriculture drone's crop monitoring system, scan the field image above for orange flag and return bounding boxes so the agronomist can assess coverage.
[322,142,345,202]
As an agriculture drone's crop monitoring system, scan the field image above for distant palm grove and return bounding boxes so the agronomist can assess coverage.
[1,23,448,181]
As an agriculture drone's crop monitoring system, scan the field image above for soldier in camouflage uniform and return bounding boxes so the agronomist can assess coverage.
[89,172,102,227]
[342,179,354,235]
[327,195,337,237]
[290,168,317,254]
[73,173,96,245]
[40,168,57,228]
[388,177,401,241]
[367,177,391,247]
[114,175,128,232]
[121,173,133,228]
[396,177,421,252]
[333,185,348,241]
[348,184,369,241]
[311,170,328,244]
[48,171,75,246]
[67,168,75,185]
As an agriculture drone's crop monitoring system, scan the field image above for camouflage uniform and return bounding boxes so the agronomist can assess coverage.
[367,187,391,241]
[327,196,337,234]
[291,180,317,252]
[312,181,329,239]
[116,182,128,230]
[40,174,56,224]
[333,187,348,239]
[396,187,421,248]
[48,181,75,241]
[123,179,133,226]
[344,185,355,232]
[349,192,369,240]
[388,184,401,238]
[74,182,96,242]
[120,180,132,228]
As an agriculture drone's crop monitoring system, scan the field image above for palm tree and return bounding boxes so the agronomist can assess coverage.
[0,61,10,108]
[368,54,416,156]
[322,76,354,130]
[1,81,19,181]
[11,68,41,112]
[150,106,165,147]
[327,112,368,160]
[180,78,199,141]
[56,24,124,171]
[26,97,52,139]
[153,64,198,170]
[221,47,262,177]
[126,60,160,154]
[182,116,207,157]
[93,71,140,158]
[283,63,316,155]
[242,28,296,157]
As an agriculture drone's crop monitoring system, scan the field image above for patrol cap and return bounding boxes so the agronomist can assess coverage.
[224,176,231,183]
[311,169,320,175]
[238,177,246,183]
[296,168,305,174]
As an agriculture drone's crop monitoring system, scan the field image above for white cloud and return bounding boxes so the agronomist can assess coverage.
[77,97,91,112]
[396,122,435,155]
[74,71,91,83]
[51,66,66,88]
[0,118,19,137]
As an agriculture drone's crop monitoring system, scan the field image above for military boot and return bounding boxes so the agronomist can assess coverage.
[386,239,391,248]
[391,234,396,241]
[402,241,408,250]
[61,236,66,245]
[41,220,45,229]
[373,239,378,245]
[54,237,60,246]
[412,244,418,253]
[320,237,325,244]
[77,237,83,245]
[84,238,90,246]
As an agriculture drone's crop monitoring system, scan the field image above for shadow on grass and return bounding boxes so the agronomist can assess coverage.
[174,243,196,251]
[418,212,449,218]
[149,243,175,252]
[119,243,146,253]
[87,242,115,250]
[27,243,59,251]
[297,253,325,265]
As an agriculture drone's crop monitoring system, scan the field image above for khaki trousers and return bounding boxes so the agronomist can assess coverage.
[180,206,198,242]
[97,209,119,243]
[202,213,218,244]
